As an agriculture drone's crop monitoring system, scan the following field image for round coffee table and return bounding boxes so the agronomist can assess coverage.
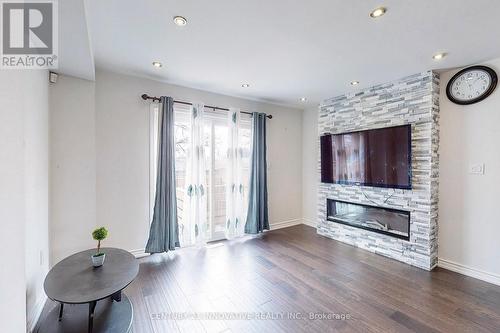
[41,248,139,333]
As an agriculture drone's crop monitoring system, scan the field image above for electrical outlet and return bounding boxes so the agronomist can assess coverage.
[469,163,485,175]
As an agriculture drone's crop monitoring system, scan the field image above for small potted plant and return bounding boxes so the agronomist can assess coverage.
[91,227,108,267]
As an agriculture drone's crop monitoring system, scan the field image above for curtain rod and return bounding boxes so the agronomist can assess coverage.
[141,94,272,119]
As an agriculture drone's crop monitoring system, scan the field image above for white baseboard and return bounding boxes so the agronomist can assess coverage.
[27,295,47,333]
[438,258,500,286]
[130,219,304,257]
[269,218,303,230]
[302,218,317,228]
[130,248,149,259]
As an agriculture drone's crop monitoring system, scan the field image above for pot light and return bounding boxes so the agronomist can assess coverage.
[241,83,250,88]
[370,7,386,18]
[350,80,360,86]
[300,97,307,102]
[173,16,187,26]
[152,61,162,68]
[432,52,447,60]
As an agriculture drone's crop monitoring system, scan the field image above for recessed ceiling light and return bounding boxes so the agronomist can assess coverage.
[300,97,307,102]
[241,83,250,88]
[350,80,360,86]
[370,7,387,18]
[432,52,447,60]
[152,61,162,68]
[173,16,187,26]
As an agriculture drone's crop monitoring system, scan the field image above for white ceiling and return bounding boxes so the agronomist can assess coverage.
[65,0,500,107]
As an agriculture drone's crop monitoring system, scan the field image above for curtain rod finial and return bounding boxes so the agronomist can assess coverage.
[141,94,148,100]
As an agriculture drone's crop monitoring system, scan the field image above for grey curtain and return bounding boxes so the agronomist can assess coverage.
[145,96,180,253]
[245,112,269,234]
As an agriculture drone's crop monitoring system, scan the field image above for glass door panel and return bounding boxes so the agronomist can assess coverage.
[211,123,229,240]
[173,107,251,243]
[173,113,189,236]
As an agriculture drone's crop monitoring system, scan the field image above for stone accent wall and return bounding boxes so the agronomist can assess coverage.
[317,71,440,270]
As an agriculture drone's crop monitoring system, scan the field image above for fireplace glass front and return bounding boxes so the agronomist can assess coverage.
[326,199,410,240]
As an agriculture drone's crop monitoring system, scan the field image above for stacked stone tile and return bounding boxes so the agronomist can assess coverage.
[317,71,440,270]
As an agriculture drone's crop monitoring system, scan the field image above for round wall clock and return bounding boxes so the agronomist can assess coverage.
[446,65,497,105]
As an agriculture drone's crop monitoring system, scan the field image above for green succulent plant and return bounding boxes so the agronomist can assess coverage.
[92,227,108,256]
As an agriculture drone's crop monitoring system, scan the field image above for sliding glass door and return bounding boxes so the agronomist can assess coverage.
[172,106,251,242]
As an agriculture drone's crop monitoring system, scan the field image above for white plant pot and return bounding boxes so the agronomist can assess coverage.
[91,253,106,267]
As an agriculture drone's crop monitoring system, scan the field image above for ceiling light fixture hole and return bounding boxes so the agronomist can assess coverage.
[370,7,387,18]
[432,52,447,60]
[173,16,187,26]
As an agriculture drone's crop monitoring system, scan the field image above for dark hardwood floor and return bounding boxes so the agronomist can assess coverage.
[39,225,500,332]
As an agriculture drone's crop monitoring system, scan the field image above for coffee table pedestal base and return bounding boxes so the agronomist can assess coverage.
[39,295,133,333]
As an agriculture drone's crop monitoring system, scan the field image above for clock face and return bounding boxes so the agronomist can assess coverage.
[446,66,497,105]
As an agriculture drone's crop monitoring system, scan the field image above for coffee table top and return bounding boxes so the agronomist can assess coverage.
[44,248,139,304]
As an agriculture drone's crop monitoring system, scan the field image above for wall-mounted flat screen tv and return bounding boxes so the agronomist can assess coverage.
[320,124,411,189]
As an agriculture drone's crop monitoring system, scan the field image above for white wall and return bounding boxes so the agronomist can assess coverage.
[50,69,303,260]
[0,71,27,333]
[24,71,50,331]
[49,75,96,264]
[301,106,318,227]
[439,57,500,283]
[0,70,49,332]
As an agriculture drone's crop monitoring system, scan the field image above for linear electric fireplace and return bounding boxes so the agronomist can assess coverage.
[326,199,410,240]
